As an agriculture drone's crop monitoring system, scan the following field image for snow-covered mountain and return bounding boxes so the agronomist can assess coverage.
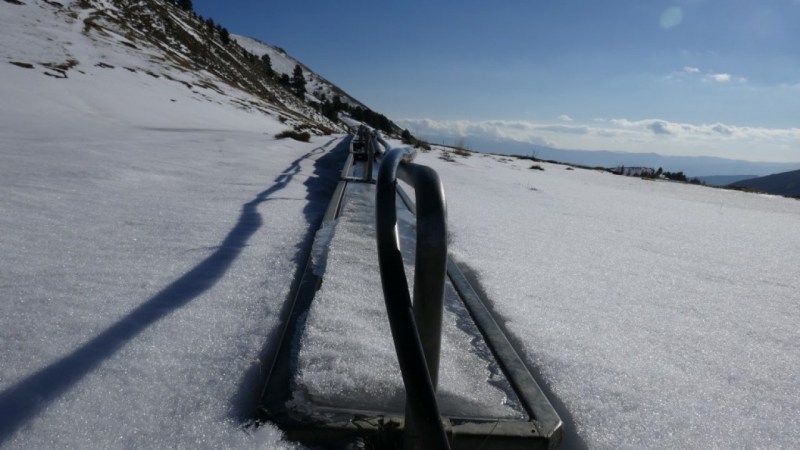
[2,0,400,136]
[233,34,366,110]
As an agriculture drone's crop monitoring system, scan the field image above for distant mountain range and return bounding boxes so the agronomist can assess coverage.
[412,135,800,179]
[695,175,758,186]
[728,169,800,197]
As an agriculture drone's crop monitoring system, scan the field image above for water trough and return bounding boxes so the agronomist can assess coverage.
[257,128,562,449]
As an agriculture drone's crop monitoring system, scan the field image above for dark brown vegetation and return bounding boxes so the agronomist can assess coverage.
[275,130,311,142]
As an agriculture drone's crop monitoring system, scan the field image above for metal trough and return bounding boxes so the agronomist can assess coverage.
[257,130,562,449]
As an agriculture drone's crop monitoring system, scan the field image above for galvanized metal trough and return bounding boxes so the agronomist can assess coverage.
[257,130,562,449]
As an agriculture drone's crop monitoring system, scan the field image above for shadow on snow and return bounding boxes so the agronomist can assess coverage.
[0,136,349,443]
[229,136,349,422]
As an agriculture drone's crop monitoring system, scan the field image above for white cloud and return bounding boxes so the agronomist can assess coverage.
[558,114,574,122]
[711,124,734,136]
[607,118,800,141]
[538,125,590,135]
[397,117,800,162]
[706,73,732,83]
[702,73,747,83]
[667,67,747,84]
[648,121,673,135]
[396,118,554,147]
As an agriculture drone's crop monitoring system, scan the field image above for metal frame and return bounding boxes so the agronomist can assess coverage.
[258,133,564,450]
[446,260,563,440]
[375,147,450,449]
[344,127,380,183]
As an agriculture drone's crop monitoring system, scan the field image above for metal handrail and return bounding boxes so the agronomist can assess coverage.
[375,132,393,154]
[365,131,376,182]
[375,147,450,450]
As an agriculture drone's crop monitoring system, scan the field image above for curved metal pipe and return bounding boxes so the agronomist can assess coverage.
[376,133,393,154]
[375,148,449,450]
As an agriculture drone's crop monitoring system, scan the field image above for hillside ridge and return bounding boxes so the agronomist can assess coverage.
[729,168,800,197]
[3,0,398,134]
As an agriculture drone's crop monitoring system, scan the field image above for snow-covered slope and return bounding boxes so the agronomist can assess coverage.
[2,0,343,132]
[1,0,350,448]
[233,34,365,109]
[416,147,800,449]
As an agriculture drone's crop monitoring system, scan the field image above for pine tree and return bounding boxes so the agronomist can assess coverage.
[261,54,272,76]
[176,0,192,11]
[219,27,230,45]
[291,64,306,98]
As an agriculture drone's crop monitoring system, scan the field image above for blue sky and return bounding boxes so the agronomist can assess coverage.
[193,0,800,162]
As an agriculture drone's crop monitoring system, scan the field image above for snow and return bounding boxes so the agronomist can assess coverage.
[0,111,338,447]
[233,35,298,77]
[1,1,344,448]
[0,120,329,447]
[2,1,291,132]
[233,34,361,108]
[414,148,800,449]
[293,182,526,420]
[3,1,799,448]
[167,10,204,44]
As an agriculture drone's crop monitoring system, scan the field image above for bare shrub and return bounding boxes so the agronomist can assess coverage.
[275,130,311,142]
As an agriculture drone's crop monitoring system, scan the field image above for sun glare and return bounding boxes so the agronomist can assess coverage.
[659,6,684,29]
